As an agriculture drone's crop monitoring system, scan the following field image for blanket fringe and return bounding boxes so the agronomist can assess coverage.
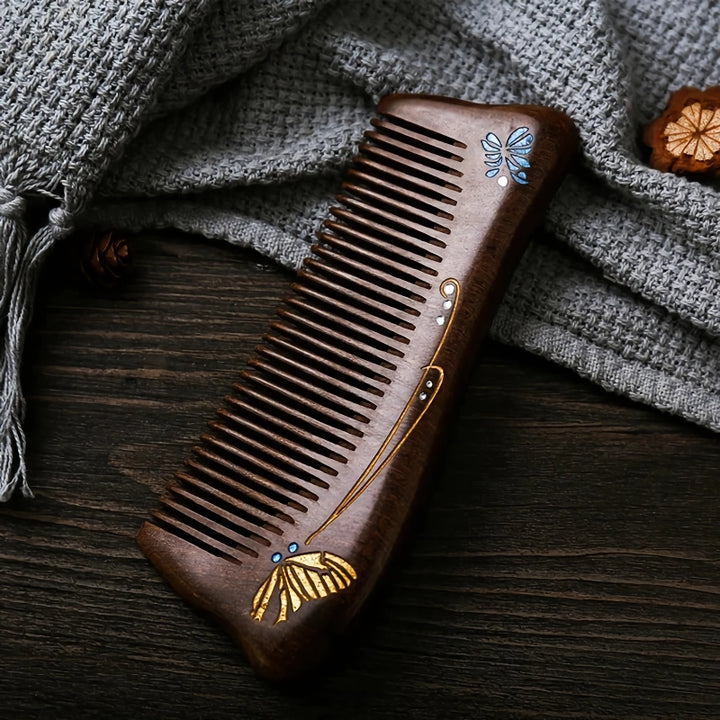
[0,188,72,501]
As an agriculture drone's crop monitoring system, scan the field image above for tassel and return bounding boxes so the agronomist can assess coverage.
[0,188,72,500]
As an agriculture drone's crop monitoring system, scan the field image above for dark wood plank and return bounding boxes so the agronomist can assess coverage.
[0,232,718,719]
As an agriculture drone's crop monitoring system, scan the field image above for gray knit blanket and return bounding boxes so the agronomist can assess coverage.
[2,0,719,500]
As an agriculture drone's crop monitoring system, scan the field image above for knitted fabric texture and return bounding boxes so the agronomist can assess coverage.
[2,0,720,498]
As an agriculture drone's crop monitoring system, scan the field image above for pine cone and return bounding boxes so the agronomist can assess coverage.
[79,230,133,289]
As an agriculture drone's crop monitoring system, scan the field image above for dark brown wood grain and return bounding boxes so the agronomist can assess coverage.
[1,231,719,718]
[134,95,578,680]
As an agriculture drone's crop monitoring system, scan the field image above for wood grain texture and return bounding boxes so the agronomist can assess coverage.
[1,233,719,719]
[643,86,720,176]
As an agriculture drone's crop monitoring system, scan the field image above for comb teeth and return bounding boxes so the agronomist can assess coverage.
[253,345,378,410]
[300,258,421,318]
[265,323,391,387]
[370,114,468,152]
[150,109,467,562]
[282,296,409,356]
[228,383,358,451]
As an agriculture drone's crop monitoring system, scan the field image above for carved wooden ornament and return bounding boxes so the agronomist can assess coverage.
[643,86,720,177]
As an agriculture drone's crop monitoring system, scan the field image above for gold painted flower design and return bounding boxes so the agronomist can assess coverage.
[664,102,720,161]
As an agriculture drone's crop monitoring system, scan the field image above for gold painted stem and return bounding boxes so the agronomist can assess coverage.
[305,278,460,545]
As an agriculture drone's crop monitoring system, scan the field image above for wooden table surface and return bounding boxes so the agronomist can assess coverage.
[1,233,718,719]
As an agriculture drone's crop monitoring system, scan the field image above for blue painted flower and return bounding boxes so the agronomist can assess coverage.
[482,127,533,184]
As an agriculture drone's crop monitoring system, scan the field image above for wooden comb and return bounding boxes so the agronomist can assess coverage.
[137,94,577,680]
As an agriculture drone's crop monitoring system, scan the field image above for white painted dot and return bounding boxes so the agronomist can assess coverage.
[443,283,455,295]
[419,392,428,401]
[443,299,453,310]
[435,316,445,326]
[426,380,433,389]
[498,175,509,187]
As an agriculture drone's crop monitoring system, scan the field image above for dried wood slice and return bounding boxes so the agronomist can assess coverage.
[643,86,720,176]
